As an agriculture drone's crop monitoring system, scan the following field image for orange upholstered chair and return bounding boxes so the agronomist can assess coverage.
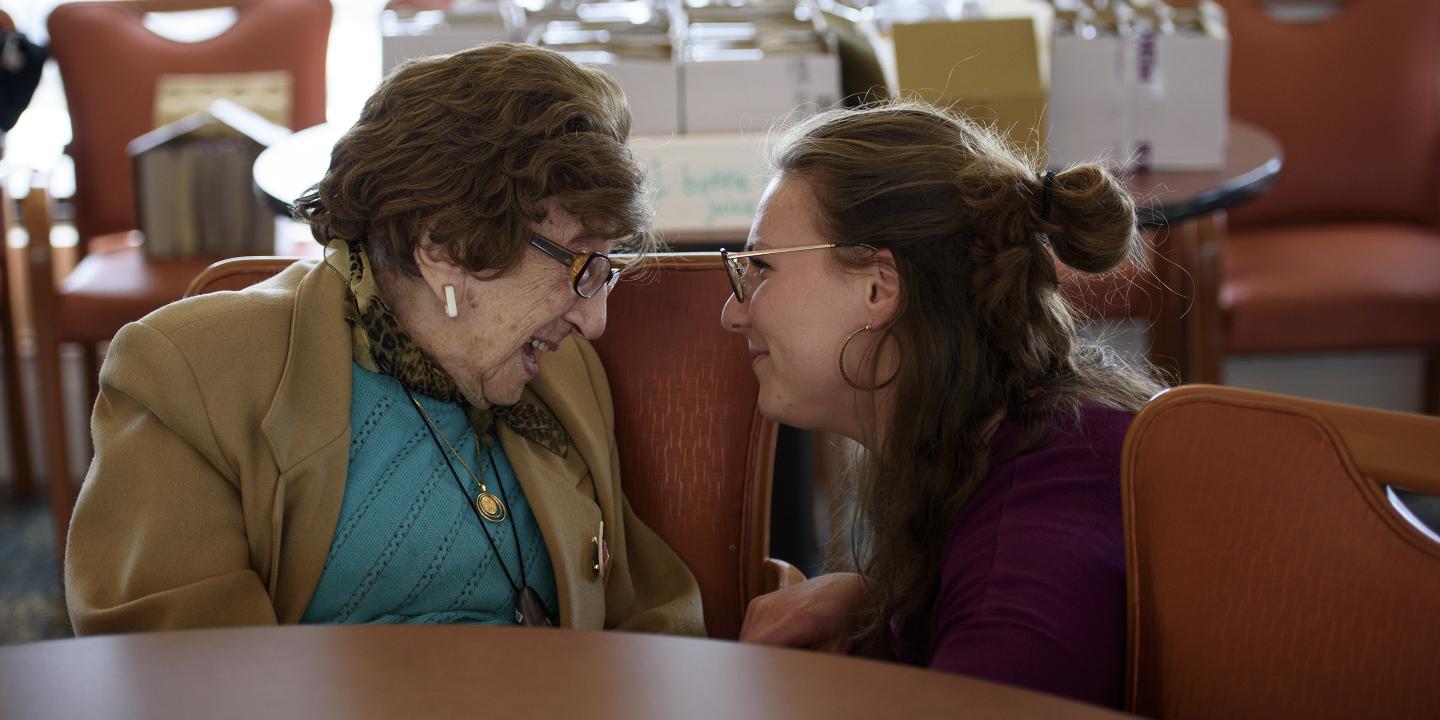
[32,0,330,551]
[1205,1,1440,410]
[1122,384,1440,719]
[186,253,802,639]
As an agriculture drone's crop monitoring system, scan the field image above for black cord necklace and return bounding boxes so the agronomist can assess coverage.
[404,387,553,627]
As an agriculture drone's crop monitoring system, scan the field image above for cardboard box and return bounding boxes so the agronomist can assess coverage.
[680,51,842,134]
[1047,1,1229,170]
[886,2,1052,153]
[381,11,515,75]
[532,7,681,136]
[1047,24,1131,167]
[1131,6,1229,169]
[561,51,682,136]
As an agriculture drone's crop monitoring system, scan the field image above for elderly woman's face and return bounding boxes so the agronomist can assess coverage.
[429,199,612,408]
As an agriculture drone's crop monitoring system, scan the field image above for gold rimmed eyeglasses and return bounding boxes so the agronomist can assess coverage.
[720,243,872,302]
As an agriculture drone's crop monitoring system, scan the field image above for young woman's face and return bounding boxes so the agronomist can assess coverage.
[720,176,878,434]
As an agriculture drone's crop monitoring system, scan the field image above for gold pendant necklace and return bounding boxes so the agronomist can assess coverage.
[404,387,552,626]
[408,394,508,523]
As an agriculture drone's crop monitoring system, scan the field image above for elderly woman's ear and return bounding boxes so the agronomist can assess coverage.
[408,233,463,318]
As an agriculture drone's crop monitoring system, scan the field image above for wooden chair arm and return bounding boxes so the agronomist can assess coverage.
[761,557,806,595]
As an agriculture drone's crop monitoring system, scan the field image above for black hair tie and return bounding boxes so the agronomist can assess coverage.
[1040,171,1056,222]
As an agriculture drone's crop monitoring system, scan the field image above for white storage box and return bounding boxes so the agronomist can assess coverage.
[381,10,515,75]
[562,50,682,136]
[681,50,842,134]
[1132,4,1229,170]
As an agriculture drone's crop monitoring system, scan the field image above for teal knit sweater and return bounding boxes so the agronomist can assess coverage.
[301,363,558,624]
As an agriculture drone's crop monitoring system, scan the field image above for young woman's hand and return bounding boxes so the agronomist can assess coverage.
[739,572,870,653]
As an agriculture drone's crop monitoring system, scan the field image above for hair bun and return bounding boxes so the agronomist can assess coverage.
[1040,164,1141,275]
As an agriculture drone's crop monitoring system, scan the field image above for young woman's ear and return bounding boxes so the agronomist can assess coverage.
[865,248,901,328]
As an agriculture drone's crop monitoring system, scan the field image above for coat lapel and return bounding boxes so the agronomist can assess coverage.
[498,335,615,630]
[259,258,356,623]
[499,415,604,628]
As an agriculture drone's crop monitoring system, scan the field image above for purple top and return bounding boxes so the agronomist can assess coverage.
[917,403,1133,708]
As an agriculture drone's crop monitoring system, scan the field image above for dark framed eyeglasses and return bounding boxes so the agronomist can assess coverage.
[721,243,870,303]
[529,232,622,299]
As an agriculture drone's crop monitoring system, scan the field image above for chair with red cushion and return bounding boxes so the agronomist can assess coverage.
[1201,1,1440,411]
[31,0,331,557]
[1123,384,1440,718]
[186,253,803,638]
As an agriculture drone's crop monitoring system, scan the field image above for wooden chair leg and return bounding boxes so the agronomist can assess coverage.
[1146,223,1187,384]
[36,333,74,561]
[1,305,33,500]
[22,175,76,560]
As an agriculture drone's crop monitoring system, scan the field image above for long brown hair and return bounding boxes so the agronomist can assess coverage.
[769,101,1163,659]
[294,43,658,276]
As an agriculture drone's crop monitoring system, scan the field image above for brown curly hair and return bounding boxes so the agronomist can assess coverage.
[294,43,657,276]
[769,100,1164,660]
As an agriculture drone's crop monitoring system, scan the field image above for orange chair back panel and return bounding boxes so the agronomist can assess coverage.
[1123,386,1440,720]
[189,254,777,639]
[591,256,775,639]
[1217,0,1440,228]
[47,0,331,244]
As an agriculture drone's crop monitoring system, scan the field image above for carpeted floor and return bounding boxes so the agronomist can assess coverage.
[0,494,72,645]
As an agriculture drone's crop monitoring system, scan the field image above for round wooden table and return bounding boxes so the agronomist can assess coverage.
[0,626,1131,719]
[1126,122,1282,229]
[253,122,1281,236]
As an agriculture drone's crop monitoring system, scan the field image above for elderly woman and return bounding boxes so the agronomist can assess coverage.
[66,44,703,634]
[723,102,1162,707]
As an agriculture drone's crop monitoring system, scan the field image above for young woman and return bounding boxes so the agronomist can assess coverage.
[723,101,1161,707]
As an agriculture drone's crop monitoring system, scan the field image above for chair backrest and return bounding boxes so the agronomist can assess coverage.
[1122,384,1440,719]
[588,253,778,639]
[183,254,305,296]
[1216,0,1440,229]
[47,0,331,246]
[187,253,779,639]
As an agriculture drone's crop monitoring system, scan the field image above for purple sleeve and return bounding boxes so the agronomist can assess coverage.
[926,415,1128,707]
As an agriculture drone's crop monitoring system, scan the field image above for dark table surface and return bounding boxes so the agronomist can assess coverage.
[0,625,1134,720]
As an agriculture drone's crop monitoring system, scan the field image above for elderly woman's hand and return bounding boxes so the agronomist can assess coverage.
[738,572,870,653]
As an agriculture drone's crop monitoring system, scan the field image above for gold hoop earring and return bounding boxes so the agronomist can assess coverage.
[838,324,899,391]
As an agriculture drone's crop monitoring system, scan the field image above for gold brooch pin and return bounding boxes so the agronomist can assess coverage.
[591,519,610,578]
